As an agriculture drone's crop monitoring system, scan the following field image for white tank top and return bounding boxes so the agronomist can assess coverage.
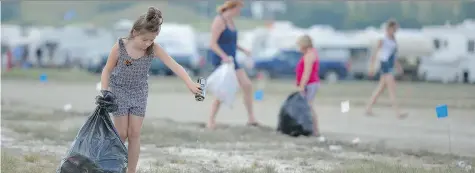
[378,36,397,62]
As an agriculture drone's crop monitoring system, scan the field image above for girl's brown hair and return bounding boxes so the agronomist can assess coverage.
[128,6,163,55]
[216,0,243,14]
[387,19,398,28]
[297,35,314,50]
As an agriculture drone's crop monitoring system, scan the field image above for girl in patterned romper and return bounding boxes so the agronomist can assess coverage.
[100,7,201,173]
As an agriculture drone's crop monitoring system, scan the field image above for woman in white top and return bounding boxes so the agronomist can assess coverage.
[366,20,407,119]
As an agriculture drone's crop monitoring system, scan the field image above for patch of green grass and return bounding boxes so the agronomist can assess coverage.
[139,119,286,146]
[3,106,474,173]
[1,106,84,143]
[7,2,263,32]
[138,163,278,173]
[1,68,97,82]
[1,109,72,121]
[1,149,58,173]
[332,160,471,173]
[228,164,278,173]
[3,120,82,143]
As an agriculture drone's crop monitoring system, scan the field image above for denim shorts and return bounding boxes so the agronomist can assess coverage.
[380,61,395,74]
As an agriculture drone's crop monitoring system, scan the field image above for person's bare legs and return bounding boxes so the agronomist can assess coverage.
[308,102,320,136]
[385,75,407,119]
[207,99,221,129]
[365,76,387,115]
[235,69,258,124]
[113,116,129,143]
[126,115,144,173]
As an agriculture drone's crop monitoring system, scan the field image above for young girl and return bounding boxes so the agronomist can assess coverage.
[366,19,407,119]
[100,7,201,173]
[296,35,321,137]
[207,0,259,129]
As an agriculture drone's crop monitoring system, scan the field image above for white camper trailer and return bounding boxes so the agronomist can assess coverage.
[154,24,202,75]
[419,26,475,84]
[418,50,464,83]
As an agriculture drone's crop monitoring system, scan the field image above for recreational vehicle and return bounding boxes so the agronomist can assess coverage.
[419,26,475,84]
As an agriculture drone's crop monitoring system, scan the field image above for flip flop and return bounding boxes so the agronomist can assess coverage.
[246,122,260,127]
[397,113,408,120]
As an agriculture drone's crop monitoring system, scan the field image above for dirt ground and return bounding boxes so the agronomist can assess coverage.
[1,78,475,173]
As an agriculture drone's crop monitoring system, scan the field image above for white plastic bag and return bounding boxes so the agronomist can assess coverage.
[207,63,239,107]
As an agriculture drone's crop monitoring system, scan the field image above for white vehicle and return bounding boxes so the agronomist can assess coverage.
[419,26,475,84]
[418,54,475,84]
[154,24,203,75]
[459,53,475,84]
[418,51,463,83]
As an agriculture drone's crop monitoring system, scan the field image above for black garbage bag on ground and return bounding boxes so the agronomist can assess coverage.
[277,92,314,137]
[57,91,128,173]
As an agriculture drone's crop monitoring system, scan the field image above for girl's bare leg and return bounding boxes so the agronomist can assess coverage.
[309,104,320,136]
[235,69,258,124]
[127,115,144,173]
[385,75,407,119]
[365,76,387,115]
[207,99,220,129]
[113,116,129,143]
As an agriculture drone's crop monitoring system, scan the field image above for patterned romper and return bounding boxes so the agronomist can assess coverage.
[109,38,153,117]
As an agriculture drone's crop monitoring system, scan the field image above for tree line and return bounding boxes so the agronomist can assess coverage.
[274,1,475,29]
[2,1,474,29]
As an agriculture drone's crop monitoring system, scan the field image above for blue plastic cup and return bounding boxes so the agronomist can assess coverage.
[254,89,264,101]
[39,73,48,83]
[436,104,448,119]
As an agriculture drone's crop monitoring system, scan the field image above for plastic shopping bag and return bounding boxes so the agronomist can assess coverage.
[277,92,314,137]
[57,91,128,173]
[207,63,239,107]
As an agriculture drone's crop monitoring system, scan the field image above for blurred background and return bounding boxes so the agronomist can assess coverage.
[1,0,475,83]
[2,2,475,172]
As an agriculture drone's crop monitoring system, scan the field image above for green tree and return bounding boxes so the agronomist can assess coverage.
[1,2,21,22]
[461,1,475,19]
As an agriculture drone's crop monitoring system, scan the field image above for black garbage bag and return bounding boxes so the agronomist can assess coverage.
[57,90,128,173]
[277,92,314,137]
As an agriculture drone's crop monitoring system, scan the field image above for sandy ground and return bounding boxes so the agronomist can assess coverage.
[1,79,475,172]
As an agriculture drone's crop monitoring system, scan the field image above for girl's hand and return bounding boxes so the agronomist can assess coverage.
[222,56,233,63]
[186,80,202,95]
[368,58,376,77]
[298,86,306,96]
[368,67,375,77]
[396,64,404,75]
[368,62,376,77]
[243,50,251,57]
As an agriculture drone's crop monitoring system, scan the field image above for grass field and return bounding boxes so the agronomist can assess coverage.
[5,1,263,32]
[3,68,475,109]
[1,68,97,82]
[2,69,475,172]
[2,149,471,173]
[2,104,473,173]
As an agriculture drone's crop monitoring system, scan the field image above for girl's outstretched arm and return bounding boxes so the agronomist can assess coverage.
[154,44,201,94]
[101,43,119,90]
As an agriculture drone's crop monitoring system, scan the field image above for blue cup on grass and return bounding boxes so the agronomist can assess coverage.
[436,104,448,119]
[254,89,264,101]
[39,73,48,83]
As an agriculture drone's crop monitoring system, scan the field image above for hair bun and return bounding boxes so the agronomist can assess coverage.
[216,0,242,14]
[146,7,162,22]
